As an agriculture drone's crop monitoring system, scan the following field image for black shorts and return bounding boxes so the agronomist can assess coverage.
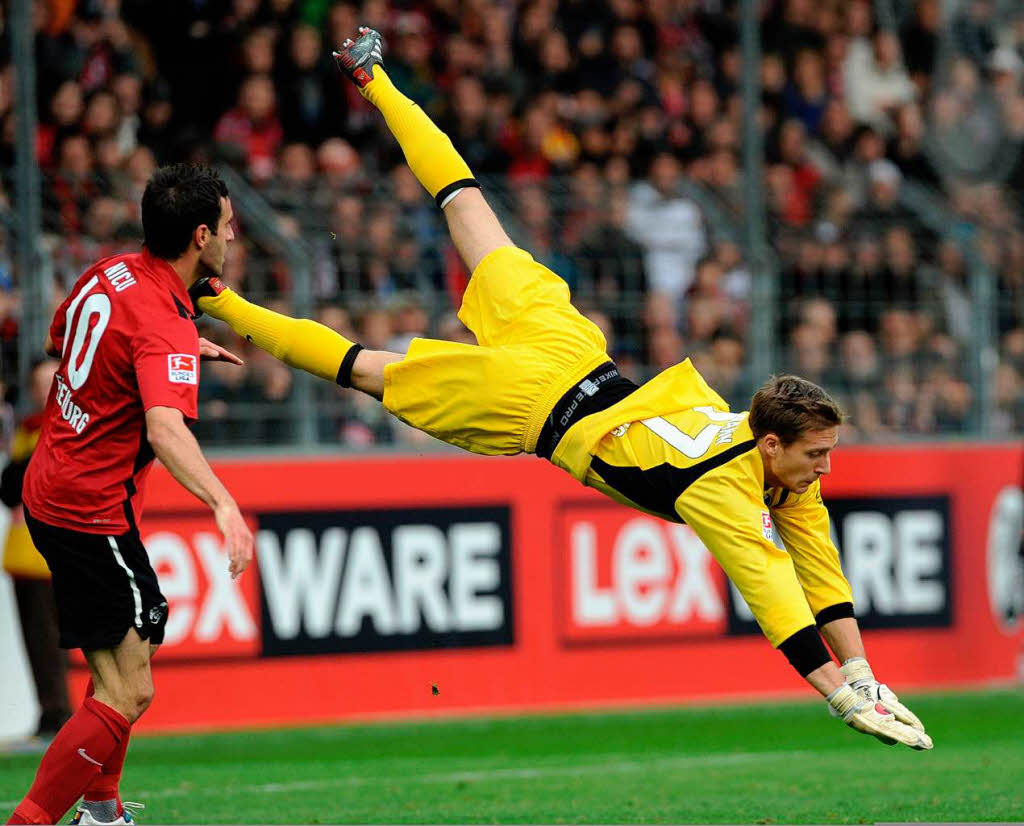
[24,509,168,651]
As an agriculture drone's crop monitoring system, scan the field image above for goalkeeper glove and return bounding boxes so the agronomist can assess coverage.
[188,275,228,319]
[826,683,933,750]
[841,657,925,732]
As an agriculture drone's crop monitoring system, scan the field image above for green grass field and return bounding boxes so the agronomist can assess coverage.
[2,689,1022,824]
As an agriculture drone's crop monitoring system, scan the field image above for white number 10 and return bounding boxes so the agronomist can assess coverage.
[62,275,111,390]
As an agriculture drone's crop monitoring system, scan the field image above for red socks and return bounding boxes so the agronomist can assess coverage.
[80,680,128,816]
[82,731,129,814]
[7,698,130,825]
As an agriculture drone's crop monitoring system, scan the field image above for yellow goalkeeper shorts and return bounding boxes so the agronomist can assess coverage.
[382,246,610,455]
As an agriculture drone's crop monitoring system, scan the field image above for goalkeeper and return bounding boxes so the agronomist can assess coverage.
[193,27,931,750]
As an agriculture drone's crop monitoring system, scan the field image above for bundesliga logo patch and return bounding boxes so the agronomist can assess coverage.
[760,510,774,541]
[168,353,197,384]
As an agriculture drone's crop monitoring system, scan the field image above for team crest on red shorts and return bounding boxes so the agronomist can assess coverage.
[168,353,198,384]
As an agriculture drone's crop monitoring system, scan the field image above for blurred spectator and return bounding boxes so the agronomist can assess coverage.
[11,0,1024,445]
[844,30,916,131]
[276,23,347,145]
[626,153,706,311]
[214,73,283,181]
[1,358,72,741]
[901,0,941,91]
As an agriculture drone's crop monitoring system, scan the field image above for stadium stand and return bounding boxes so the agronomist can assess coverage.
[2,0,1023,444]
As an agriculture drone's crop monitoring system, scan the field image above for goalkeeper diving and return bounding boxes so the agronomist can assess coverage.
[192,27,932,750]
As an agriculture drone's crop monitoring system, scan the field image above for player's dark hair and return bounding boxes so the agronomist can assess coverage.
[141,163,228,260]
[748,375,845,445]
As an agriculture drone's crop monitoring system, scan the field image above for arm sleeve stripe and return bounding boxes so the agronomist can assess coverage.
[778,624,832,677]
[815,602,856,627]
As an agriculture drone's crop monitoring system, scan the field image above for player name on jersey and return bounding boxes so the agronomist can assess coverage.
[102,260,138,292]
[53,373,91,434]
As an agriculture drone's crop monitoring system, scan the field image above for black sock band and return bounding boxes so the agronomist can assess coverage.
[815,602,856,627]
[336,343,364,388]
[434,178,480,209]
[778,625,832,677]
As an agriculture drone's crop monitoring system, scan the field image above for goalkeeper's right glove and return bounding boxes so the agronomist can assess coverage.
[840,656,925,732]
[826,683,933,750]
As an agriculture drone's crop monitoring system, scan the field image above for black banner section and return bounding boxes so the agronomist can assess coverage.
[256,506,514,656]
[728,495,952,634]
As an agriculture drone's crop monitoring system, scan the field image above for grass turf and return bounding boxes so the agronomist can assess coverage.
[1,689,1022,823]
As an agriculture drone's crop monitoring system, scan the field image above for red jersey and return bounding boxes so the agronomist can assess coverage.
[24,249,200,534]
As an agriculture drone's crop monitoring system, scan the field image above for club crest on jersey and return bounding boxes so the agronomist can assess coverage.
[760,510,774,541]
[168,353,197,384]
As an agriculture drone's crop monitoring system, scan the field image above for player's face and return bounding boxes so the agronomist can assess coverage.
[198,196,235,277]
[767,426,838,493]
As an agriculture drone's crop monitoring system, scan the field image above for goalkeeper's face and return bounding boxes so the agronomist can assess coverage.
[765,426,838,493]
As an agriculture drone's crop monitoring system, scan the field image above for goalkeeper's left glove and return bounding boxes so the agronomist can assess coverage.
[840,656,925,732]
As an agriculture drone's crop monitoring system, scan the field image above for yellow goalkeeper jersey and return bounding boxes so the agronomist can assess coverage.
[550,358,852,646]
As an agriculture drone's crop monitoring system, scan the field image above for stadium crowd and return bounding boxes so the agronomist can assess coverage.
[2,0,1024,445]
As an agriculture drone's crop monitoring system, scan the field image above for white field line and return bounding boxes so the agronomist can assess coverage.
[0,749,809,809]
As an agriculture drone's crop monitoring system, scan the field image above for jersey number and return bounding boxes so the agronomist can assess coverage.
[62,275,111,390]
[641,407,742,459]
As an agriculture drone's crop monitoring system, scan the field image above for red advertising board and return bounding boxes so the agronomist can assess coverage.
[67,444,1022,732]
[557,506,729,642]
[144,515,261,659]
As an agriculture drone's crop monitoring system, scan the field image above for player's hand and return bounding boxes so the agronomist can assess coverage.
[215,501,253,580]
[188,275,230,318]
[841,657,925,731]
[198,337,244,365]
[827,684,933,750]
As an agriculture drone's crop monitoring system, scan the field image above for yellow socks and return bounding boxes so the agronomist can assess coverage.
[198,290,356,384]
[360,67,478,206]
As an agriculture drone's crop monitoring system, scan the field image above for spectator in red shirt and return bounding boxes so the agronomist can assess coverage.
[214,73,283,181]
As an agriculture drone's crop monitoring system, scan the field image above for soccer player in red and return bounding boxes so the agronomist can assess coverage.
[6,164,254,826]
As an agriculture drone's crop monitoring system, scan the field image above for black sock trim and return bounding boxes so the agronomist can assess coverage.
[815,602,855,627]
[778,625,832,677]
[434,178,480,208]
[336,343,364,388]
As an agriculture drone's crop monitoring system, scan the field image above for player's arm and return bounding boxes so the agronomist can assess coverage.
[772,484,927,733]
[674,476,931,749]
[44,334,58,357]
[190,279,400,399]
[145,405,252,579]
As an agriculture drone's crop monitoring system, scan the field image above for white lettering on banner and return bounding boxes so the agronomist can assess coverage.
[257,520,505,640]
[146,533,196,645]
[572,522,616,624]
[336,528,396,635]
[258,528,345,639]
[894,512,945,613]
[616,519,671,624]
[193,533,258,641]
[393,526,449,633]
[572,518,724,627]
[450,523,502,631]
[666,526,724,621]
[843,510,945,615]
[145,531,256,646]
